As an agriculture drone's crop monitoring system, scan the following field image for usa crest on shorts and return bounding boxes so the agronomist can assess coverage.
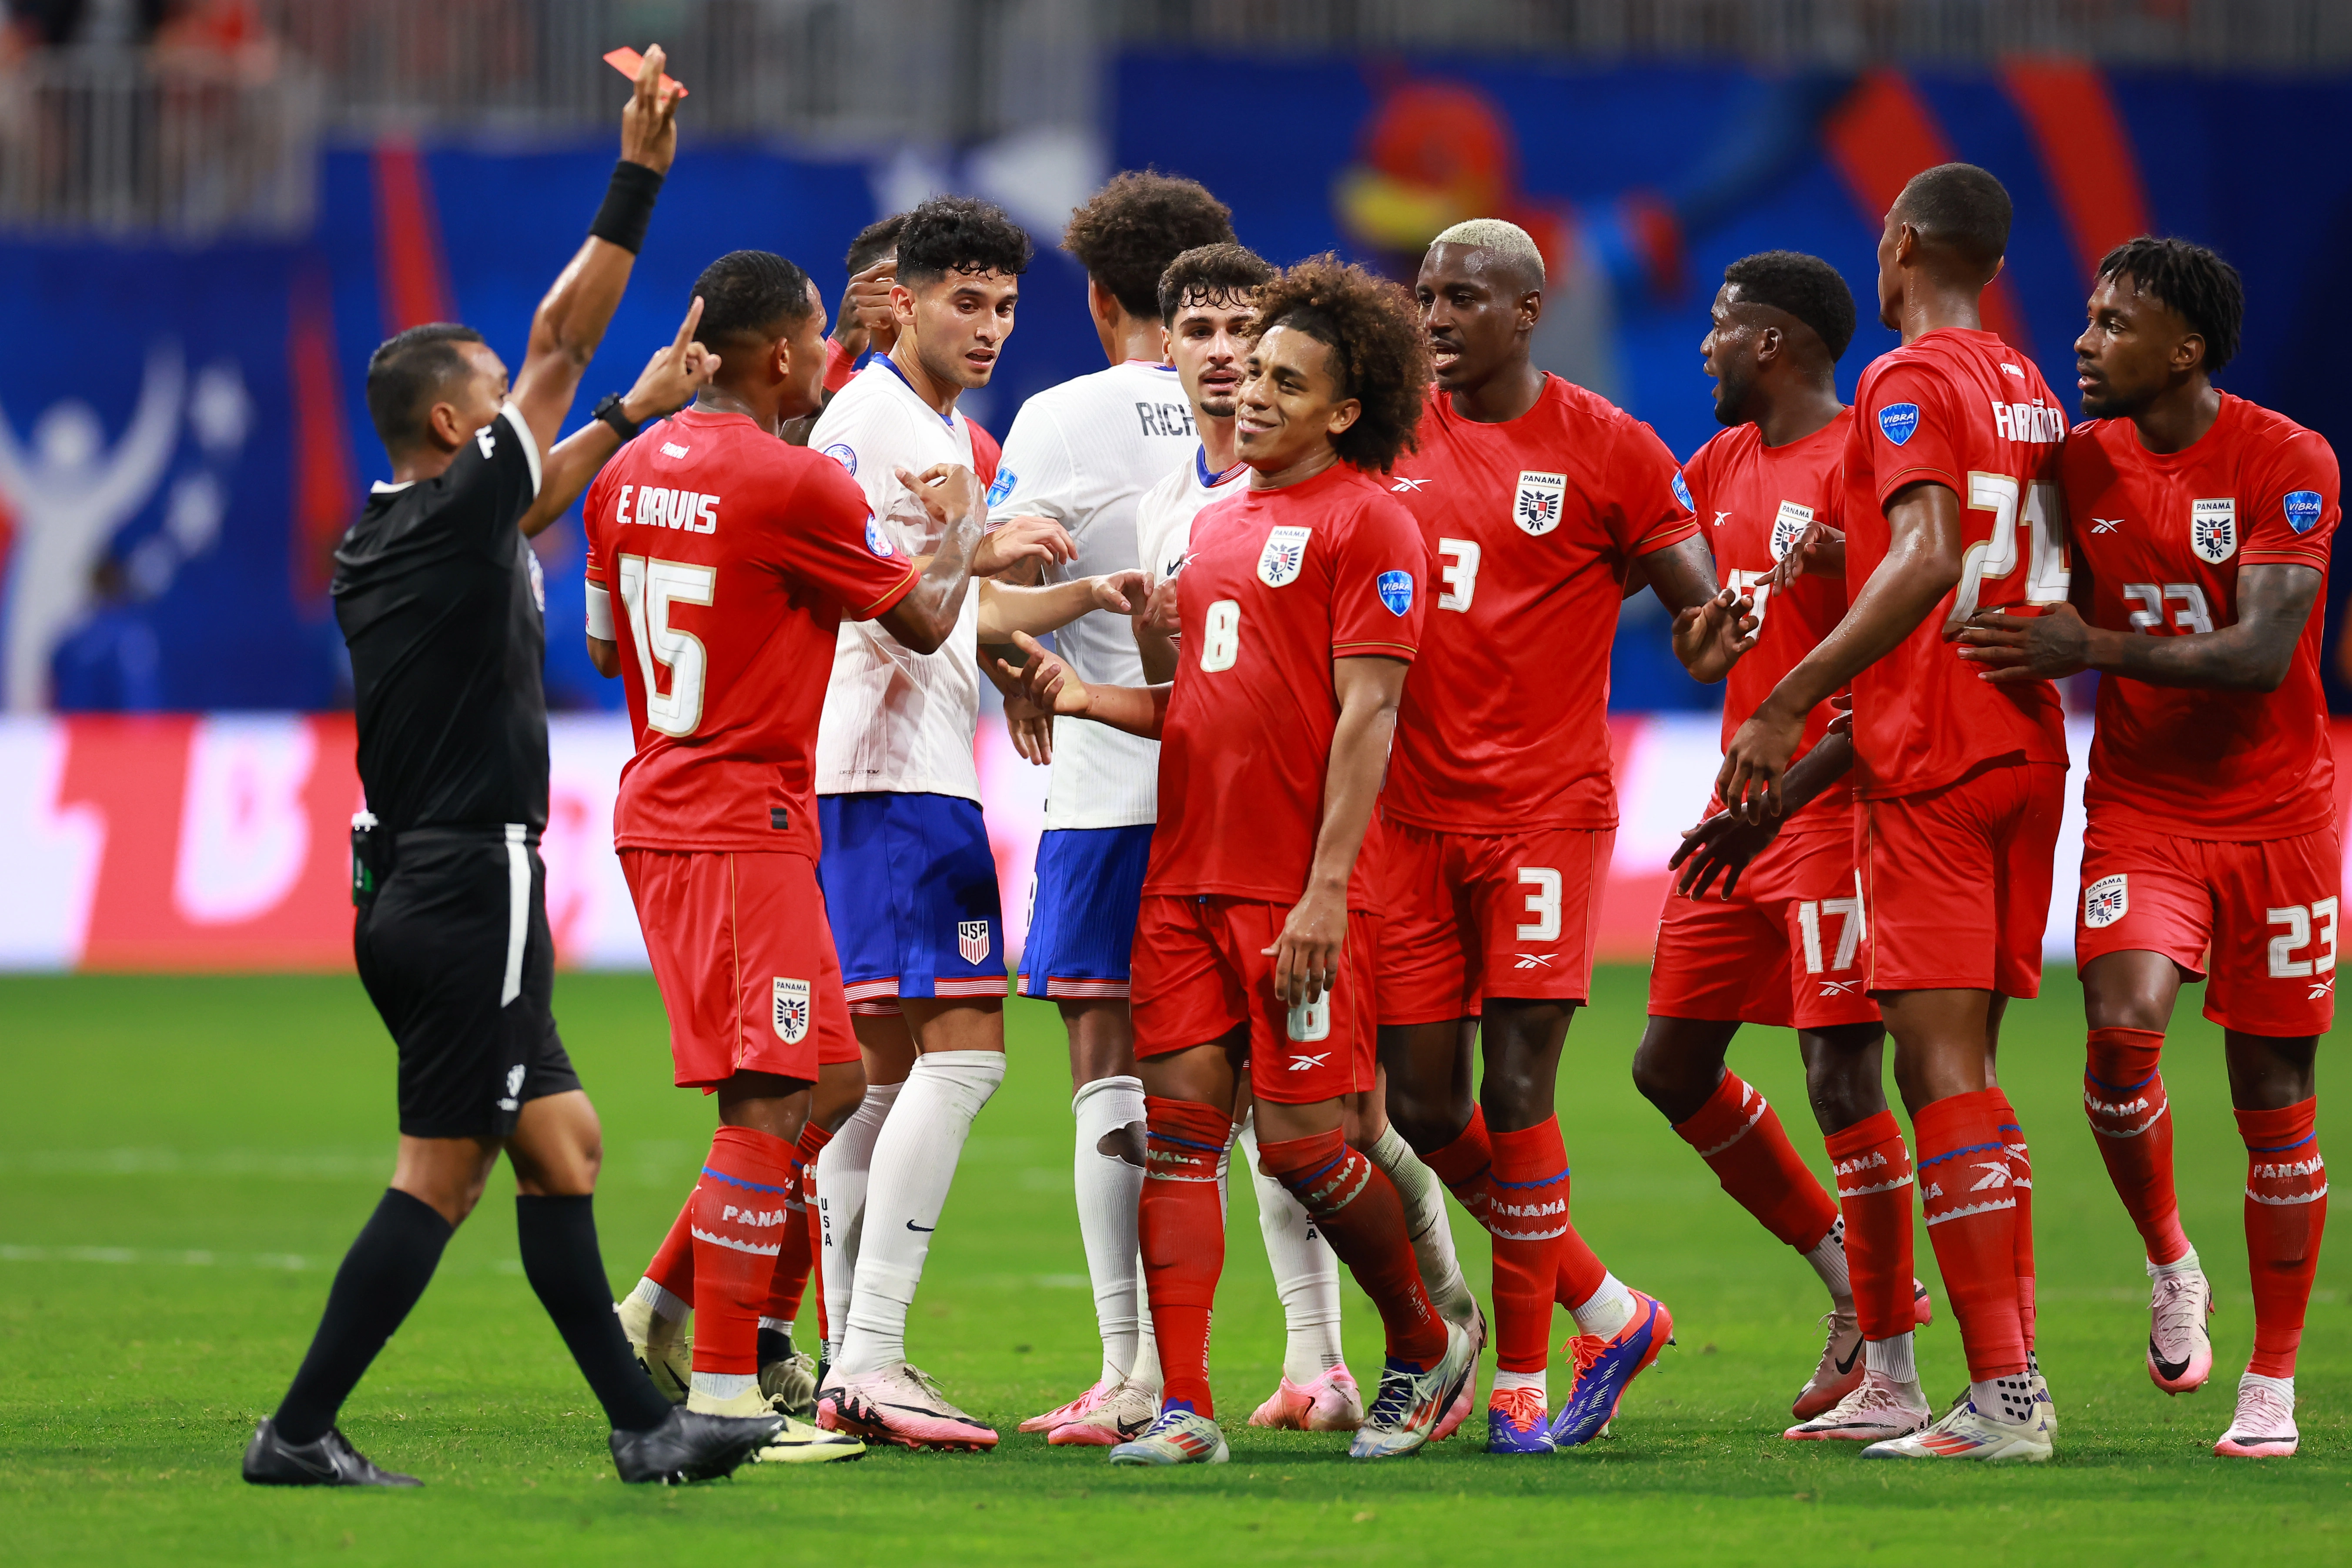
[1771,499,1814,561]
[2190,498,2236,564]
[1513,470,1566,536]
[772,977,811,1043]
[2083,874,2129,929]
[1258,525,1311,586]
[957,919,992,965]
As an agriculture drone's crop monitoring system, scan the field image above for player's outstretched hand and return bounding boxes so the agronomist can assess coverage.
[1764,521,1843,592]
[974,513,1078,578]
[620,43,684,175]
[998,630,1094,717]
[1265,885,1345,1008]
[838,258,898,360]
[1089,570,1150,616]
[1673,586,1759,682]
[896,461,984,532]
[1004,691,1054,766]
[1716,699,1804,823]
[1956,602,2091,682]
[622,296,717,423]
[1670,809,1780,901]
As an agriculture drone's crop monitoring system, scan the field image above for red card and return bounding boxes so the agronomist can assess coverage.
[603,47,689,98]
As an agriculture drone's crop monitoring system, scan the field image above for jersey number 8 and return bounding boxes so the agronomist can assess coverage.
[617,554,716,738]
[1200,598,1241,672]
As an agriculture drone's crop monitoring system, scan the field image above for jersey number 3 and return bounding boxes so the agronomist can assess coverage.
[617,554,716,738]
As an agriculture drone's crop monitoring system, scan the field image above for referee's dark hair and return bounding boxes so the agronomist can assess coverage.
[690,250,820,352]
[1723,251,1858,362]
[845,213,906,276]
[1892,162,2012,273]
[365,323,487,453]
[2095,236,2245,374]
[896,195,1032,286]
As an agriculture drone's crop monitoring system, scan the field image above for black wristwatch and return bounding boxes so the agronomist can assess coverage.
[593,392,642,443]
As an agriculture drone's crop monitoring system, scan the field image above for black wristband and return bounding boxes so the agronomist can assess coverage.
[589,160,664,254]
[592,392,642,443]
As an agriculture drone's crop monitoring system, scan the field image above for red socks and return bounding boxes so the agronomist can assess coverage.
[1426,1104,1607,1312]
[2238,1098,2328,1379]
[2084,1026,2190,1265]
[1672,1071,1840,1252]
[1985,1086,2036,1350]
[1140,1096,1230,1414]
[646,1193,695,1305]
[1258,1127,1450,1367]
[1913,1090,2026,1381]
[1826,1110,1916,1344]
[686,1126,800,1376]
[763,1122,830,1329]
[1488,1119,1571,1374]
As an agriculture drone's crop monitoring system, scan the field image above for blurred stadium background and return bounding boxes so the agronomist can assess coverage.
[6,0,2352,976]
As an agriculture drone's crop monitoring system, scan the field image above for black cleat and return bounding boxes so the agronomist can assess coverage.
[609,1405,785,1484]
[242,1419,422,1488]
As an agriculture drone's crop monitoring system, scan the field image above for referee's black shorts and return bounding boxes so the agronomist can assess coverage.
[355,823,582,1139]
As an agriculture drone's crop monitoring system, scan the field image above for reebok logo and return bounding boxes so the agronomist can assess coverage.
[1391,476,1429,492]
[1513,953,1553,970]
[1287,1053,1330,1071]
[2092,516,2125,533]
[1969,1161,2012,1192]
[1818,978,1861,997]
[2310,978,2336,1000]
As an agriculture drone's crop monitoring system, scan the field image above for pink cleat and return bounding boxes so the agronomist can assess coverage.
[1247,1366,1365,1432]
[818,1362,998,1451]
[2214,1373,2298,1458]
[1020,1377,1117,1434]
[1430,1297,1486,1441]
[1047,1379,1159,1446]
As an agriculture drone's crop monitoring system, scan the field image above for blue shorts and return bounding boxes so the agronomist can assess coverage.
[817,792,1005,1012]
[1018,824,1154,1000]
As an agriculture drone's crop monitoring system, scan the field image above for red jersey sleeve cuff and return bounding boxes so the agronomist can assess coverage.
[855,564,920,621]
[2242,547,2331,570]
[823,337,858,395]
[1631,517,1702,557]
[1333,639,1417,660]
[1876,463,1961,505]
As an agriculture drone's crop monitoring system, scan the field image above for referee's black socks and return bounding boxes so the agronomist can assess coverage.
[515,1194,672,1433]
[272,1188,452,1446]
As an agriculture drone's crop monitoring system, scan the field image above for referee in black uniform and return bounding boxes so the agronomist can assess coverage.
[243,47,780,1488]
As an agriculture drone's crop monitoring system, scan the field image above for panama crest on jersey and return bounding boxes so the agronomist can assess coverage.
[1770,499,1814,561]
[957,919,991,965]
[1514,469,1566,536]
[2083,875,2129,930]
[1258,525,1311,586]
[772,977,811,1043]
[2190,498,2236,564]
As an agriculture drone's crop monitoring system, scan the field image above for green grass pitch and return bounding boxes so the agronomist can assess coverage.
[0,969,2344,1564]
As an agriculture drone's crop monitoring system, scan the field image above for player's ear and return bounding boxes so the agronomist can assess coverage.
[423,397,464,451]
[1325,397,1362,438]
[1519,287,1542,332]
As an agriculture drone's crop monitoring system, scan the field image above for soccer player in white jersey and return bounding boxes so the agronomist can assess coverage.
[980,174,1241,1447]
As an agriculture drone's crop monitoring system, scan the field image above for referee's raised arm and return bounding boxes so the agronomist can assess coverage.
[507,44,684,460]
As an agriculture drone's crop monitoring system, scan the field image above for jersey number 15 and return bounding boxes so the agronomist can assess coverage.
[616,554,715,738]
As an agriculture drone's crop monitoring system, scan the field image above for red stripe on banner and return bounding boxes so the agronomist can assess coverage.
[372,140,456,333]
[1820,69,2032,354]
[287,265,358,605]
[1999,59,2155,284]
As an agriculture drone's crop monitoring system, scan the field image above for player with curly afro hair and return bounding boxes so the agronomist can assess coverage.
[1243,254,1430,475]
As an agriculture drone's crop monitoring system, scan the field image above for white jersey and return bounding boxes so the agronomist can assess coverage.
[812,359,984,801]
[1135,442,1251,588]
[988,359,1198,830]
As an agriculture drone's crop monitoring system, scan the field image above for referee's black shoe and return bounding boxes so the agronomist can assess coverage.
[242,1420,422,1487]
[610,1406,786,1484]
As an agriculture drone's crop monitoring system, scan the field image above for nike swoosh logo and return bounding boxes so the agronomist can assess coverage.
[907,1220,936,1233]
[2149,1335,2191,1380]
[1834,1341,1862,1376]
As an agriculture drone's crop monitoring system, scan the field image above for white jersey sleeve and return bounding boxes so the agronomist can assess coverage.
[810,362,983,802]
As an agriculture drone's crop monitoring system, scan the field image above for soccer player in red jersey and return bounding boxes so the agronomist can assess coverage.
[1632,250,1935,1435]
[1720,164,2067,1461]
[1959,238,2338,1459]
[1006,257,1476,1464]
[1374,219,1755,1454]
[580,250,1082,1456]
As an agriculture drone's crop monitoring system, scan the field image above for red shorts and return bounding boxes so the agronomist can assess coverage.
[1650,826,1880,1031]
[1859,761,2063,996]
[619,848,861,1090]
[1130,894,1378,1106]
[1378,821,1612,1023]
[2076,815,2340,1037]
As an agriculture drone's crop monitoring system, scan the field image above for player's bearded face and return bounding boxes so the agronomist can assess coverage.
[899,270,1019,391]
[1169,298,1253,420]
[1235,324,1355,471]
[2074,275,2177,421]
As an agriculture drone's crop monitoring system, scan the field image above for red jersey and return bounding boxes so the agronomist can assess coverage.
[1382,374,1697,832]
[2065,393,2340,839]
[1683,411,1855,827]
[584,407,917,858]
[968,418,1000,491]
[1145,463,1427,911]
[1843,327,2071,798]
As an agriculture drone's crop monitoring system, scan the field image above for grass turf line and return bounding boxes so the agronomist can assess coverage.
[0,969,2343,1565]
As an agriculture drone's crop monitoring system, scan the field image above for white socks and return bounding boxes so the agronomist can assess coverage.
[1865,1331,1917,1383]
[2150,1244,2203,1278]
[631,1274,687,1328]
[1972,1372,2038,1426]
[1071,1074,1148,1384]
[1570,1271,1636,1339]
[816,1078,900,1364]
[836,1050,1005,1379]
[1237,1114,1346,1384]
[1492,1367,1546,1401]
[1130,1299,1163,1392]
[689,1370,756,1401]
[1804,1217,1853,1304]
[1365,1123,1479,1325]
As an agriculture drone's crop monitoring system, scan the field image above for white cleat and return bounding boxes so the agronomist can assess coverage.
[1107,1406,1228,1466]
[819,1362,998,1451]
[1861,1397,2052,1462]
[1348,1321,1475,1460]
[1049,1377,1161,1447]
[1247,1366,1365,1432]
[1020,1376,1121,1434]
[760,1349,819,1419]
[2215,1373,2299,1458]
[616,1292,690,1404]
[2028,1351,2057,1437]
[684,1382,866,1462]
[1783,1368,1932,1442]
[2147,1261,2215,1394]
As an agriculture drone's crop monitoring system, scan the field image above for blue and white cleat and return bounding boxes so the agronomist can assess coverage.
[1547,1290,1673,1448]
[1107,1406,1228,1466]
[1484,1385,1554,1454]
[1349,1321,1476,1459]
